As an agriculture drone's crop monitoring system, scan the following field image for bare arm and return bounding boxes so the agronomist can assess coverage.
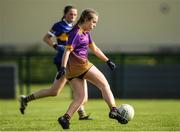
[43,30,59,49]
[61,49,71,67]
[43,33,55,47]
[55,49,71,80]
[89,44,116,70]
[89,44,109,62]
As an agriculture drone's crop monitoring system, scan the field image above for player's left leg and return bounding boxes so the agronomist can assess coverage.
[78,79,93,120]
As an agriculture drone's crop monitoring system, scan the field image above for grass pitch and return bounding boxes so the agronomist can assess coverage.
[0,84,180,131]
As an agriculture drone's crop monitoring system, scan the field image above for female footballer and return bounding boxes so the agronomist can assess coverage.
[19,5,92,120]
[56,8,126,129]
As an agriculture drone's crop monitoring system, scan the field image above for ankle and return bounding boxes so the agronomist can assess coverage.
[78,109,87,118]
[25,94,35,102]
[111,107,117,112]
[63,113,71,121]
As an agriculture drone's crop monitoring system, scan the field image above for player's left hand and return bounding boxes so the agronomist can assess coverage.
[106,60,116,71]
[53,43,64,51]
[56,67,66,80]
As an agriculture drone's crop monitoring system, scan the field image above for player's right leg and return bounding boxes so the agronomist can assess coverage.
[58,78,85,129]
[19,75,67,114]
[78,79,93,120]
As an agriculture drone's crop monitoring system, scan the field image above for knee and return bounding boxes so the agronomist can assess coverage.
[49,88,59,96]
[50,91,59,96]
[74,95,85,105]
[99,82,110,91]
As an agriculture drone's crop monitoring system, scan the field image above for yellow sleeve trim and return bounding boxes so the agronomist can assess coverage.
[89,42,96,48]
[65,45,74,51]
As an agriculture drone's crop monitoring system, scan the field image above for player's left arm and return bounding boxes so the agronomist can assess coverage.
[89,43,108,62]
[89,43,116,71]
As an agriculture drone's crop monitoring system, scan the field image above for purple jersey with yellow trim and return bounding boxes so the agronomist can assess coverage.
[65,26,95,59]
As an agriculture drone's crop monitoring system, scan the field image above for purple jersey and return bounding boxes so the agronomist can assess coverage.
[65,26,95,59]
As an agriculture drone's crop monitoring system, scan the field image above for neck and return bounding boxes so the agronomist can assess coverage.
[78,24,87,32]
[63,19,73,26]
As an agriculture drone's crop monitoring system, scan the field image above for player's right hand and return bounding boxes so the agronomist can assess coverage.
[56,67,66,80]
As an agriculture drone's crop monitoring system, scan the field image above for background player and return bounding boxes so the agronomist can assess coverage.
[19,5,92,120]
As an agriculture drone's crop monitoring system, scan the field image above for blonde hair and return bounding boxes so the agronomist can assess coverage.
[76,8,98,25]
[68,8,98,34]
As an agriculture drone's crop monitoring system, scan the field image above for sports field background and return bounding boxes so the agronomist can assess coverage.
[1,0,180,131]
[0,84,180,131]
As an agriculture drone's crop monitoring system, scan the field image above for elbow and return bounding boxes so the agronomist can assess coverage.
[92,47,98,54]
[43,36,47,43]
[43,34,51,43]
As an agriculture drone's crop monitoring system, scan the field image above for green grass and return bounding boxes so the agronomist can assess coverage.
[0,84,180,131]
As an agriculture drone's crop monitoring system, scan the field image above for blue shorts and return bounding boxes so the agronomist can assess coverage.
[53,49,64,71]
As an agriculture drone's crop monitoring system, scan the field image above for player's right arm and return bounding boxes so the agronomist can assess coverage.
[43,29,57,49]
[61,29,77,68]
[56,28,78,80]
[56,48,71,80]
[61,49,71,68]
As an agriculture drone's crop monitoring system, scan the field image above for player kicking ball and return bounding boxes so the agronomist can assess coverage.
[56,8,126,129]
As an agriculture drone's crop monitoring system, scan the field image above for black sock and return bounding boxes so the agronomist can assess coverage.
[64,114,71,121]
[78,109,87,118]
[111,107,117,112]
[25,94,35,102]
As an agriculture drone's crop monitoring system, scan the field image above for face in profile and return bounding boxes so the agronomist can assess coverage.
[65,8,78,23]
[85,14,98,31]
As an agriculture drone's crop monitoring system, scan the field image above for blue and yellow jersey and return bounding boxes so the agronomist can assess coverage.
[48,19,73,67]
[48,19,73,46]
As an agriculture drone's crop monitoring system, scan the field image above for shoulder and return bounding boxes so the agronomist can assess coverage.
[87,32,91,36]
[52,21,64,28]
[87,32,93,39]
[69,26,80,37]
[67,27,80,44]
